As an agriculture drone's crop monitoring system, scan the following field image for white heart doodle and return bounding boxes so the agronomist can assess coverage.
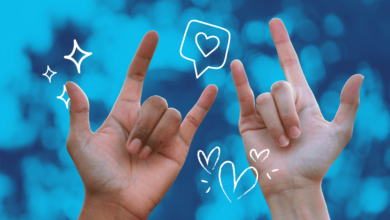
[249,149,269,163]
[195,32,220,57]
[218,161,258,203]
[197,146,220,174]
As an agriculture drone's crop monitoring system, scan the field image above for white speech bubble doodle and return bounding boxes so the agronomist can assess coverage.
[197,146,220,174]
[218,161,258,203]
[180,20,231,79]
[195,32,220,57]
[249,149,270,163]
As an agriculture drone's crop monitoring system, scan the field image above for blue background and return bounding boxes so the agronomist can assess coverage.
[1,0,390,219]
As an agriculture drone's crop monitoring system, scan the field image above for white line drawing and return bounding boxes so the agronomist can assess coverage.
[195,32,220,57]
[180,20,231,79]
[267,169,279,180]
[57,85,70,109]
[197,146,220,174]
[218,161,258,203]
[201,180,211,193]
[249,149,270,162]
[42,65,57,83]
[250,149,280,180]
[64,39,92,74]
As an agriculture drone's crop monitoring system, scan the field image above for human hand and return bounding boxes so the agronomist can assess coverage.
[230,19,363,220]
[65,31,218,220]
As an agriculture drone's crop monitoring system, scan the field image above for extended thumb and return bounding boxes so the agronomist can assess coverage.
[66,82,91,136]
[333,74,364,133]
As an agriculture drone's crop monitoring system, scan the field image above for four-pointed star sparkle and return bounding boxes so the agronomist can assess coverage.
[64,39,92,73]
[57,85,70,109]
[42,65,57,83]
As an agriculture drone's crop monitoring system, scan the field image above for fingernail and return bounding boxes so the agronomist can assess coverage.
[278,135,289,147]
[289,126,301,138]
[138,146,152,159]
[128,138,141,154]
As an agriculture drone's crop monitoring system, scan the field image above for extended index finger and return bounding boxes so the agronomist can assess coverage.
[180,85,218,146]
[231,60,256,117]
[269,18,309,90]
[117,31,159,104]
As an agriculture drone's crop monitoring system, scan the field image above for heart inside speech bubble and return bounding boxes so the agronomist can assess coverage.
[219,161,258,203]
[195,32,220,57]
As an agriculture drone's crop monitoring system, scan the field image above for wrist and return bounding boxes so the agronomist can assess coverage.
[79,194,143,220]
[263,182,330,220]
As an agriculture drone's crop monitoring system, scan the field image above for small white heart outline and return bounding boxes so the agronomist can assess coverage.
[197,146,220,174]
[219,161,259,203]
[195,32,220,58]
[249,149,269,163]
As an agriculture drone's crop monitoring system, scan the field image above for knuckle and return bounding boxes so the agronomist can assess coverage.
[280,111,297,122]
[70,106,89,115]
[133,125,150,141]
[186,115,200,127]
[197,102,210,111]
[147,96,168,110]
[128,71,145,82]
[256,93,273,106]
[267,123,284,136]
[281,57,299,68]
[149,136,163,148]
[239,94,254,104]
[167,108,182,125]
[271,81,289,94]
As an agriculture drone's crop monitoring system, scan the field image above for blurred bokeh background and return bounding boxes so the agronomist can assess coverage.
[1,0,390,219]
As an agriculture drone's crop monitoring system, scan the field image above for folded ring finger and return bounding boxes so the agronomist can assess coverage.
[256,93,289,147]
[271,81,301,138]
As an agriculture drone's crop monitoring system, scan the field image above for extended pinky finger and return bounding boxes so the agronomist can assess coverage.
[180,85,218,146]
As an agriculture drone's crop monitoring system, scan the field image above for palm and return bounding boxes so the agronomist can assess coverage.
[66,31,217,219]
[80,104,189,209]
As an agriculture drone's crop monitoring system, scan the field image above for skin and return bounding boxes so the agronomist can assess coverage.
[65,31,218,220]
[230,18,363,220]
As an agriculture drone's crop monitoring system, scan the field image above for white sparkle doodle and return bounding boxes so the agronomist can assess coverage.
[64,39,92,73]
[57,85,70,109]
[42,65,57,83]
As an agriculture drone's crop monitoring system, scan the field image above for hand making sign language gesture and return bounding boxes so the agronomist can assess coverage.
[230,18,363,220]
[65,31,218,220]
